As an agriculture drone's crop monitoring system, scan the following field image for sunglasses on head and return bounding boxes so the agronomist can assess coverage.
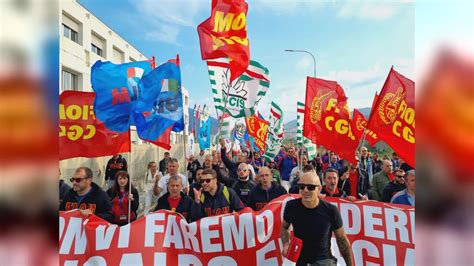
[298,183,320,191]
[200,178,215,184]
[70,177,88,183]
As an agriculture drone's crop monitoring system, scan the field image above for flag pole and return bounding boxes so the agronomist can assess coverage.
[217,79,232,142]
[128,128,132,224]
[182,131,188,176]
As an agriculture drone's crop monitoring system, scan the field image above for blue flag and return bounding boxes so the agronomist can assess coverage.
[133,56,184,142]
[198,118,211,151]
[91,60,152,132]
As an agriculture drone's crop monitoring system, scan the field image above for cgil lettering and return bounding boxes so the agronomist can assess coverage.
[392,99,415,143]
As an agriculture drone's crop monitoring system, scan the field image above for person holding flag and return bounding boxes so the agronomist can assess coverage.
[106,171,139,226]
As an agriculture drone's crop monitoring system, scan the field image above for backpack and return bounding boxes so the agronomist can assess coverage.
[200,186,230,204]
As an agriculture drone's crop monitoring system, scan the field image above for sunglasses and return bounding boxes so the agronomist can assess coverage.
[298,183,320,191]
[200,178,215,184]
[70,177,88,183]
[237,168,248,172]
[395,175,405,178]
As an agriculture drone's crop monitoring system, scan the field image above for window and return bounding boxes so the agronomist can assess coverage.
[62,24,78,43]
[91,43,103,57]
[112,46,124,63]
[62,70,78,91]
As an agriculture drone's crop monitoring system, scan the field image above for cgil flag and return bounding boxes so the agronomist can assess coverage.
[208,58,269,118]
[197,0,250,82]
[303,77,359,164]
[60,91,131,160]
[352,109,379,147]
[367,67,415,167]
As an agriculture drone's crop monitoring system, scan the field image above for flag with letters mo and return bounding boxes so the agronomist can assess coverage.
[198,0,250,82]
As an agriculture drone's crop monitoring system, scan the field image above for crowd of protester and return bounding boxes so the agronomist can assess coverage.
[59,140,415,226]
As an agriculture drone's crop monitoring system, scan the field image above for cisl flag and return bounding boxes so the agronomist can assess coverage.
[367,67,415,167]
[197,0,250,82]
[352,109,379,147]
[303,77,358,164]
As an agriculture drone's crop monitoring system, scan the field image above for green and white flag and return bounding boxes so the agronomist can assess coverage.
[297,101,317,160]
[213,112,235,144]
[208,58,270,118]
[263,102,284,162]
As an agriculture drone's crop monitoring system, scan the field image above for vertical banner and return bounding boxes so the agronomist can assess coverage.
[367,67,415,167]
[59,91,130,160]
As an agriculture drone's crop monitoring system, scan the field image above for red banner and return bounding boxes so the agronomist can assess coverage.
[352,109,379,147]
[367,68,415,167]
[197,0,250,82]
[303,77,358,164]
[245,114,269,151]
[59,196,415,265]
[59,91,130,160]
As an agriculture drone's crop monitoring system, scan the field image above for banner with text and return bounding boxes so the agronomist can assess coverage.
[60,197,414,265]
[59,91,130,160]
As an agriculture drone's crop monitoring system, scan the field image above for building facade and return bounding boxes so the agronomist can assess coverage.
[60,0,188,143]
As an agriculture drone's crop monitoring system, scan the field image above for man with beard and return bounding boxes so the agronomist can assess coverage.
[381,168,406,202]
[60,167,113,222]
[191,169,244,219]
[231,163,257,206]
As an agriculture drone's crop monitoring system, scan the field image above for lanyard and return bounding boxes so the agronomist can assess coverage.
[118,192,128,215]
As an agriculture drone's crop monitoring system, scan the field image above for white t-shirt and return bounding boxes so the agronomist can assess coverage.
[145,171,162,191]
[157,173,189,198]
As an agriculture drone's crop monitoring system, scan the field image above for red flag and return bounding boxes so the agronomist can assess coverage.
[60,91,130,160]
[244,114,268,151]
[197,0,250,82]
[367,67,415,167]
[148,125,172,150]
[352,109,379,146]
[303,77,358,164]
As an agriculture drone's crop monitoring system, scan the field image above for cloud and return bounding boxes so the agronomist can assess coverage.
[251,0,326,16]
[336,1,408,20]
[144,24,180,45]
[129,0,207,44]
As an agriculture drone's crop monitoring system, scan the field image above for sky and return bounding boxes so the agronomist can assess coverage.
[79,0,414,123]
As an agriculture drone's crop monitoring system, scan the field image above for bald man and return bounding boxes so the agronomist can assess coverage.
[281,172,353,266]
[247,167,287,211]
[371,159,393,201]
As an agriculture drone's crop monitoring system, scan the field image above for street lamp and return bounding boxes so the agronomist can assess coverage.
[284,49,316,77]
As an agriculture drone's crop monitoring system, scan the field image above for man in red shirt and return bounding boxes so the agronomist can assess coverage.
[154,175,195,222]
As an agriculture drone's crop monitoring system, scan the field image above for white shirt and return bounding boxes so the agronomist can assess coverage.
[157,173,189,198]
[145,171,162,191]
